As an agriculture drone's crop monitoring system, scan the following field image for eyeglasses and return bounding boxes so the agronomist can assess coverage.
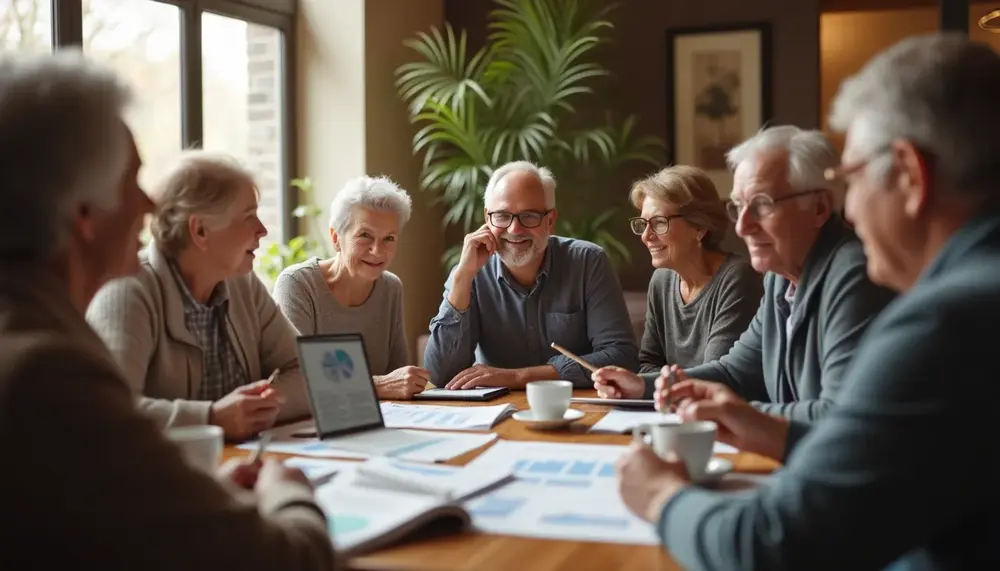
[823,145,893,185]
[629,215,684,235]
[726,189,826,222]
[487,210,552,229]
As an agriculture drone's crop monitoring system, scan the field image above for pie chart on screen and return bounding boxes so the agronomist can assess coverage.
[322,349,355,381]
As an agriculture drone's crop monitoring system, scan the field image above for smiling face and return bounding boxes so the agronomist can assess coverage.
[731,151,829,280]
[637,196,705,270]
[484,170,556,268]
[196,181,267,278]
[331,207,400,281]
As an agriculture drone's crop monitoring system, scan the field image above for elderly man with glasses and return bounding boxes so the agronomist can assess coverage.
[594,125,894,422]
[424,160,638,390]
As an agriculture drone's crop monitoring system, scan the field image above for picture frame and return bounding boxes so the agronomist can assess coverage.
[665,23,772,181]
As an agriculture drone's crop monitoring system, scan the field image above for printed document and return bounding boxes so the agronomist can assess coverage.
[459,441,660,545]
[379,402,515,431]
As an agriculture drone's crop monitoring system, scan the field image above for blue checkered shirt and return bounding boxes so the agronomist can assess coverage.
[168,262,248,401]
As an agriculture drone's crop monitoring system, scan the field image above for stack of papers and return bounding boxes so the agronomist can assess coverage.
[380,402,515,431]
[238,420,498,462]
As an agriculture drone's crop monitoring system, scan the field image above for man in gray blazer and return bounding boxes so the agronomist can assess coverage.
[618,33,1000,570]
[594,126,895,422]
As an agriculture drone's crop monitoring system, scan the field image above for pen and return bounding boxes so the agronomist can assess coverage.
[265,368,280,387]
[549,342,598,373]
[248,432,272,464]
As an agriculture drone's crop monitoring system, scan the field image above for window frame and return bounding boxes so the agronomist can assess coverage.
[49,0,297,242]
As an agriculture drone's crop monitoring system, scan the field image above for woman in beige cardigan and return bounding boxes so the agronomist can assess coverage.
[86,150,309,440]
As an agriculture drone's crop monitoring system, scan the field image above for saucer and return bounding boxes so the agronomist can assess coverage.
[512,409,585,430]
[692,457,734,485]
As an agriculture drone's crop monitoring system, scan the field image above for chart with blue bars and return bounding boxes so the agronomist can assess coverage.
[510,458,617,488]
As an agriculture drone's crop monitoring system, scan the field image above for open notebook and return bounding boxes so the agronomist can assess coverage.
[314,456,514,556]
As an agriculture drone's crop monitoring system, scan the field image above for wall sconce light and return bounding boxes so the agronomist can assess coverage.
[981,9,1000,33]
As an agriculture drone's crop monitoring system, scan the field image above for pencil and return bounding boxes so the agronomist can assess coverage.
[549,342,598,373]
[248,432,272,464]
[265,368,280,386]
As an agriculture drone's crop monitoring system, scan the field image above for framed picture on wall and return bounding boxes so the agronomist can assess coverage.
[665,23,772,180]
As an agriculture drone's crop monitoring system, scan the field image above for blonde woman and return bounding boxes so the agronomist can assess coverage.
[594,165,763,396]
[273,175,430,400]
[86,150,309,440]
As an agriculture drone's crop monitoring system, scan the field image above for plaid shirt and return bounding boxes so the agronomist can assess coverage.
[167,262,248,401]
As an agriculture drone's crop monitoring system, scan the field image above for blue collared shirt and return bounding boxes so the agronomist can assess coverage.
[424,236,639,387]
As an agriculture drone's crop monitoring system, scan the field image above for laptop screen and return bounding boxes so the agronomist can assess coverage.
[295,334,385,437]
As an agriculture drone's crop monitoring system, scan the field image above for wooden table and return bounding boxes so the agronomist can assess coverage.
[224,390,780,571]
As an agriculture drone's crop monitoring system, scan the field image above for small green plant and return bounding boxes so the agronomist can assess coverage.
[256,177,330,283]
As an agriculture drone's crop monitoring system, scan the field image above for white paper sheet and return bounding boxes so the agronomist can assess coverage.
[238,421,498,462]
[379,402,514,431]
[590,410,739,454]
[460,441,659,545]
[282,457,361,482]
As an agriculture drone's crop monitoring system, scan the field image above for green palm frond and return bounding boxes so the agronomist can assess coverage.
[396,0,663,269]
[396,23,493,115]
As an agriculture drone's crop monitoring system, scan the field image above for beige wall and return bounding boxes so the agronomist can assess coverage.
[821,4,1000,149]
[296,0,446,362]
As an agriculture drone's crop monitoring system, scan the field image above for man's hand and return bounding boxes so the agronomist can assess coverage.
[375,366,431,400]
[446,364,519,390]
[659,372,789,460]
[448,225,497,312]
[616,444,689,522]
[256,458,313,492]
[591,366,645,399]
[209,380,283,441]
[217,457,261,490]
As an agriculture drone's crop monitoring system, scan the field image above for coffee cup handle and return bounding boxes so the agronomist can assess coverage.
[631,424,650,445]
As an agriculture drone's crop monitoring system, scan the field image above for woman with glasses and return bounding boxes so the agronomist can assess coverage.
[273,175,431,400]
[626,166,762,375]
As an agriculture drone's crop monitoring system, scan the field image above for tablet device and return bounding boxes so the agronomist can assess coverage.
[295,333,386,438]
[413,387,511,402]
[570,397,655,409]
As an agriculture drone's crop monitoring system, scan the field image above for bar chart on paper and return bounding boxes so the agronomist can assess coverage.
[461,441,659,545]
[379,402,515,431]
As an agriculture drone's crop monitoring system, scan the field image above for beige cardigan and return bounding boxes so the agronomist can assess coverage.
[86,245,310,429]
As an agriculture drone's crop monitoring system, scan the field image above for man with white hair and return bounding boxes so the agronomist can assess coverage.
[616,33,1000,570]
[424,160,638,389]
[0,51,334,568]
[594,125,894,421]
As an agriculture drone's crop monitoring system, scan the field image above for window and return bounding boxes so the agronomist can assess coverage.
[0,0,53,54]
[39,0,296,280]
[84,0,182,189]
[202,12,286,254]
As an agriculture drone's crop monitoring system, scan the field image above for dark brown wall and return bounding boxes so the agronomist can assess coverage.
[445,0,822,291]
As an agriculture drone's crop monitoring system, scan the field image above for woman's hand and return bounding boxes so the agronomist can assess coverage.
[375,366,431,400]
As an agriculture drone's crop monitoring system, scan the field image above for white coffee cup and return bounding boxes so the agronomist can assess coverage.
[166,425,224,474]
[632,420,717,480]
[526,380,573,420]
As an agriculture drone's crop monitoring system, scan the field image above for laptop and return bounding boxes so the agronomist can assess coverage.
[293,334,447,455]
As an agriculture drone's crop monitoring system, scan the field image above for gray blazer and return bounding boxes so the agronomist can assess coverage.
[657,212,1000,570]
[645,217,895,422]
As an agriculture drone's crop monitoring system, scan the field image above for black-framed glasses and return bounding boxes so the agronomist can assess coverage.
[487,210,552,229]
[629,215,683,235]
[726,189,826,222]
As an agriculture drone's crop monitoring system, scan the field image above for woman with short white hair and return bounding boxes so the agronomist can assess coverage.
[273,175,430,399]
[87,150,310,440]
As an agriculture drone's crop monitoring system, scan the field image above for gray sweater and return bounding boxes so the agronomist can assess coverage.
[639,255,762,373]
[272,258,409,376]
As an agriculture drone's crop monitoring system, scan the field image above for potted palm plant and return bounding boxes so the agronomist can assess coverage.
[395,0,664,271]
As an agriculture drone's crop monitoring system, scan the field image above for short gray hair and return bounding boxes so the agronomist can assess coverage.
[726,125,846,210]
[0,49,132,259]
[328,175,412,234]
[150,150,257,257]
[484,161,557,209]
[830,33,1000,197]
